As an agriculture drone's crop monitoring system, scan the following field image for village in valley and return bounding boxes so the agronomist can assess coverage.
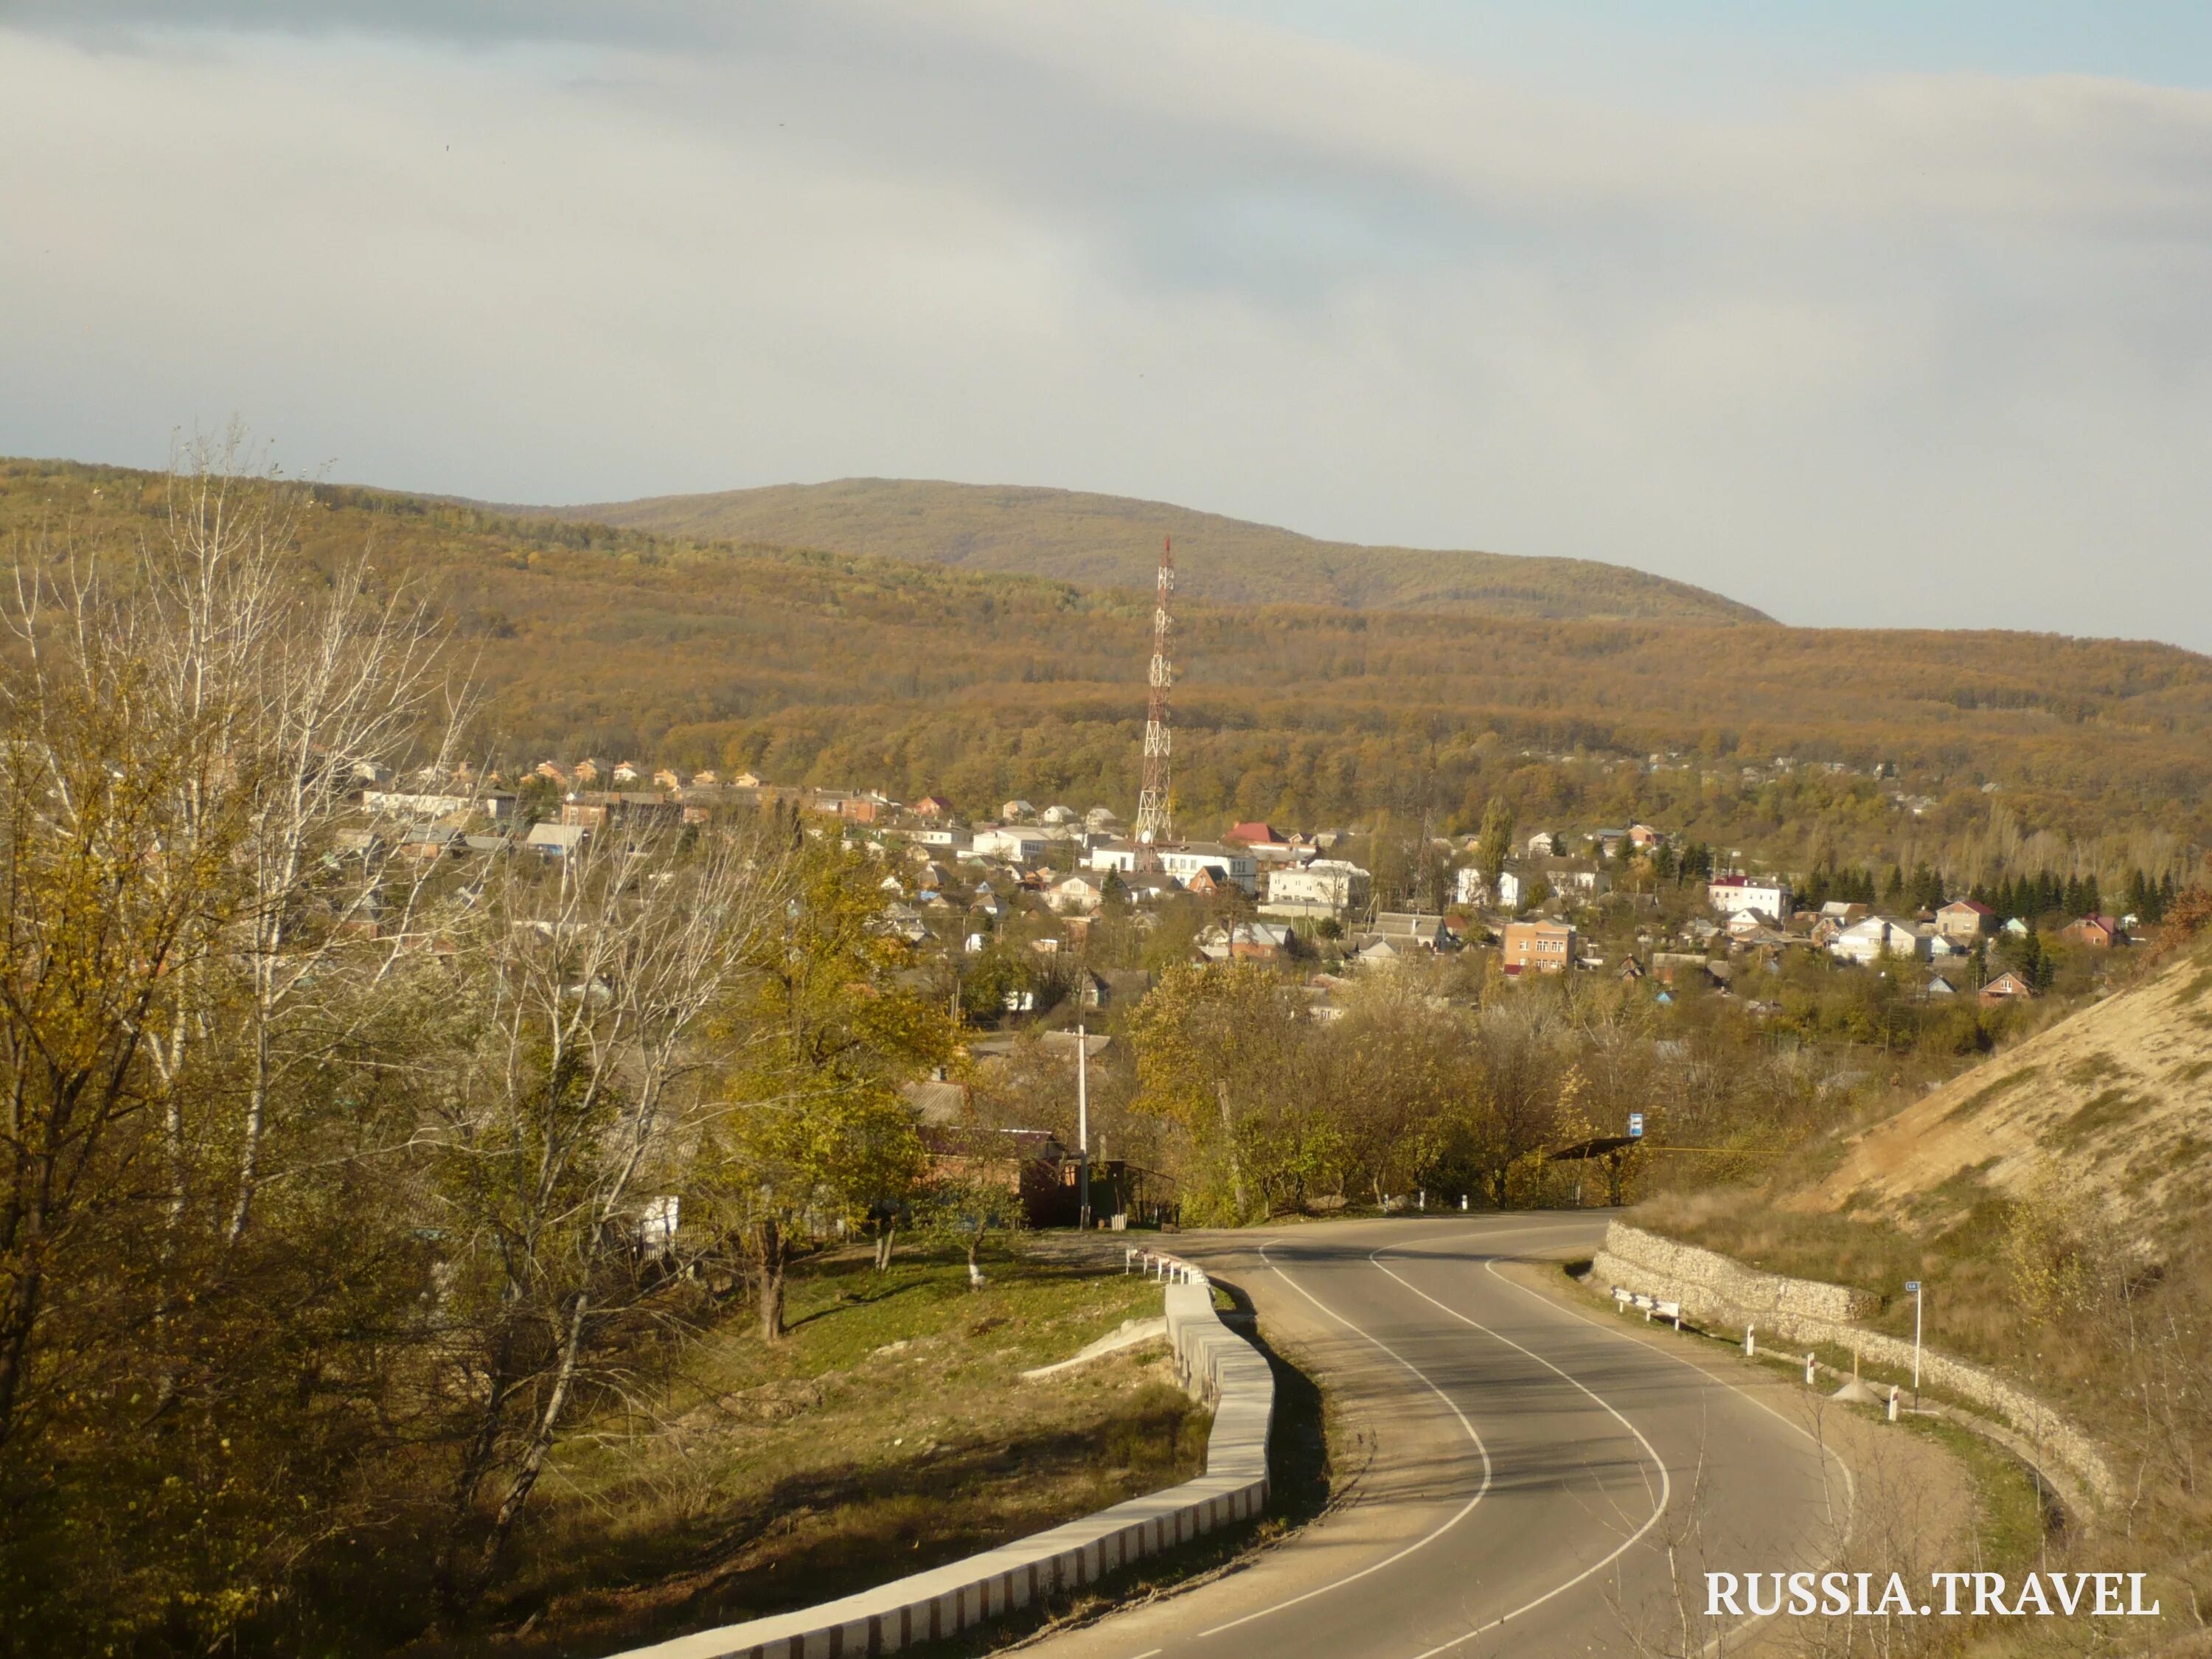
[355,747,2155,1037]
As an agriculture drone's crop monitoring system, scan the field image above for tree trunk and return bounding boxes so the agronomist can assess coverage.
[1214,1079,1250,1219]
[757,1219,787,1342]
[472,1293,589,1594]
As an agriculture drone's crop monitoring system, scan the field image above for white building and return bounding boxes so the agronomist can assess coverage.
[971,825,1053,863]
[1088,840,1141,874]
[1086,841,1259,894]
[1453,866,1489,907]
[1048,874,1106,914]
[1829,916,1927,964]
[364,787,513,820]
[1706,874,1792,923]
[1160,843,1258,894]
[1267,859,1372,915]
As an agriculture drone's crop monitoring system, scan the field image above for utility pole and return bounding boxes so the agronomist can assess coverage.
[1906,1279,1923,1406]
[1133,536,1175,863]
[1077,1023,1091,1231]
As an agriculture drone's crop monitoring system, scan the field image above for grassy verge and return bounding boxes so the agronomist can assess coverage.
[422,1239,1206,1656]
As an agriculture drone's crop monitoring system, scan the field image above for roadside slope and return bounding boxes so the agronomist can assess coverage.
[513,476,1774,622]
[1804,940,2212,1239]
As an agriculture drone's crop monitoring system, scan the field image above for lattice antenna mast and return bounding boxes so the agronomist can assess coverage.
[1133,535,1176,850]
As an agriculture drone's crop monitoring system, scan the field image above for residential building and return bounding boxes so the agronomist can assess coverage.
[913,794,954,819]
[1266,859,1371,916]
[1000,799,1037,821]
[524,822,590,858]
[560,793,684,832]
[2062,914,2126,948]
[611,761,644,785]
[1040,804,1079,825]
[1496,869,1525,910]
[362,787,513,820]
[1048,873,1107,915]
[1453,866,1489,908]
[1159,843,1259,894]
[1706,874,1792,923]
[973,825,1054,863]
[1979,970,2037,1006]
[1829,916,1927,964]
[1369,912,1450,951]
[874,903,928,945]
[1088,840,1140,874]
[1526,830,1559,858]
[1198,921,1293,962]
[1503,919,1576,975]
[1627,823,1665,850]
[1935,899,1994,943]
[1548,864,1610,897]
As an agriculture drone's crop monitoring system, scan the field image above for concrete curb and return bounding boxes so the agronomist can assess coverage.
[602,1251,1272,1659]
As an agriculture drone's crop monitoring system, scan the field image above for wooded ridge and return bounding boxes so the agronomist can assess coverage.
[7,457,2209,860]
[497,476,1775,622]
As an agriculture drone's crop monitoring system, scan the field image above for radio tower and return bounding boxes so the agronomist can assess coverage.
[1133,535,1176,852]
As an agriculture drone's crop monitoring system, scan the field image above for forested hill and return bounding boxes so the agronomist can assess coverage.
[7,456,2212,858]
[505,477,1773,623]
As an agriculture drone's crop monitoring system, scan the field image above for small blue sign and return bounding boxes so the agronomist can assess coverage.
[1628,1113,1644,1138]
[1905,1280,1921,1293]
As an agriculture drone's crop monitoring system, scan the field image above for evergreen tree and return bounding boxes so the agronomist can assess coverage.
[1882,864,1905,907]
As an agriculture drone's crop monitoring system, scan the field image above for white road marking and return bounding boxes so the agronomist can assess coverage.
[1365,1247,1674,1658]
[1183,1233,1507,1640]
[1134,1218,1851,1659]
[1371,1230,1860,1657]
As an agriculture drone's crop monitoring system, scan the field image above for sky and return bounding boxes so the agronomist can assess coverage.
[4,3,2211,645]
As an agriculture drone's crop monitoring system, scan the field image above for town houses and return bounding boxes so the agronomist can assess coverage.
[333,759,2160,1018]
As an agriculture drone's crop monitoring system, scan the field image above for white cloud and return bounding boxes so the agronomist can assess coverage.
[1,3,2210,645]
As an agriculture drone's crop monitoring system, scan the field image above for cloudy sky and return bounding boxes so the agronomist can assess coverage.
[4,3,2211,645]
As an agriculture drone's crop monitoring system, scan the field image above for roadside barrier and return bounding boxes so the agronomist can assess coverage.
[1593,1221,2115,1509]
[603,1251,1273,1659]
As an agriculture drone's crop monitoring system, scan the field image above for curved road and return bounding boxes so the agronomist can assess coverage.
[1024,1214,1852,1659]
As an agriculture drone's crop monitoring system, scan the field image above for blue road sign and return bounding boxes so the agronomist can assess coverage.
[1628,1113,1644,1138]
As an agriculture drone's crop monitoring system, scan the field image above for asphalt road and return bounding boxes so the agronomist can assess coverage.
[1019,1214,1852,1659]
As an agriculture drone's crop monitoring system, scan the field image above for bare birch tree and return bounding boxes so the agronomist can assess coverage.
[420,821,785,1615]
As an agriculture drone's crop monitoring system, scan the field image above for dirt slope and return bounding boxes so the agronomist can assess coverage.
[503,476,1773,623]
[1804,944,2212,1236]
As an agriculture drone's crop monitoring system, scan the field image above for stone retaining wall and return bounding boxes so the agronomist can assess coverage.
[1593,1222,2115,1508]
[605,1251,1272,1659]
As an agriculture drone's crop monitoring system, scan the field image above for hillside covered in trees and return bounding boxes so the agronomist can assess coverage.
[7,456,2211,877]
[504,476,1773,622]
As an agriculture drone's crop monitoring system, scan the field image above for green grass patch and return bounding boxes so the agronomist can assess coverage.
[2059,1051,2112,1089]
[2048,1085,2149,1149]
[1894,1415,2050,1573]
[1942,1065,2039,1123]
[425,1242,1203,1658]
